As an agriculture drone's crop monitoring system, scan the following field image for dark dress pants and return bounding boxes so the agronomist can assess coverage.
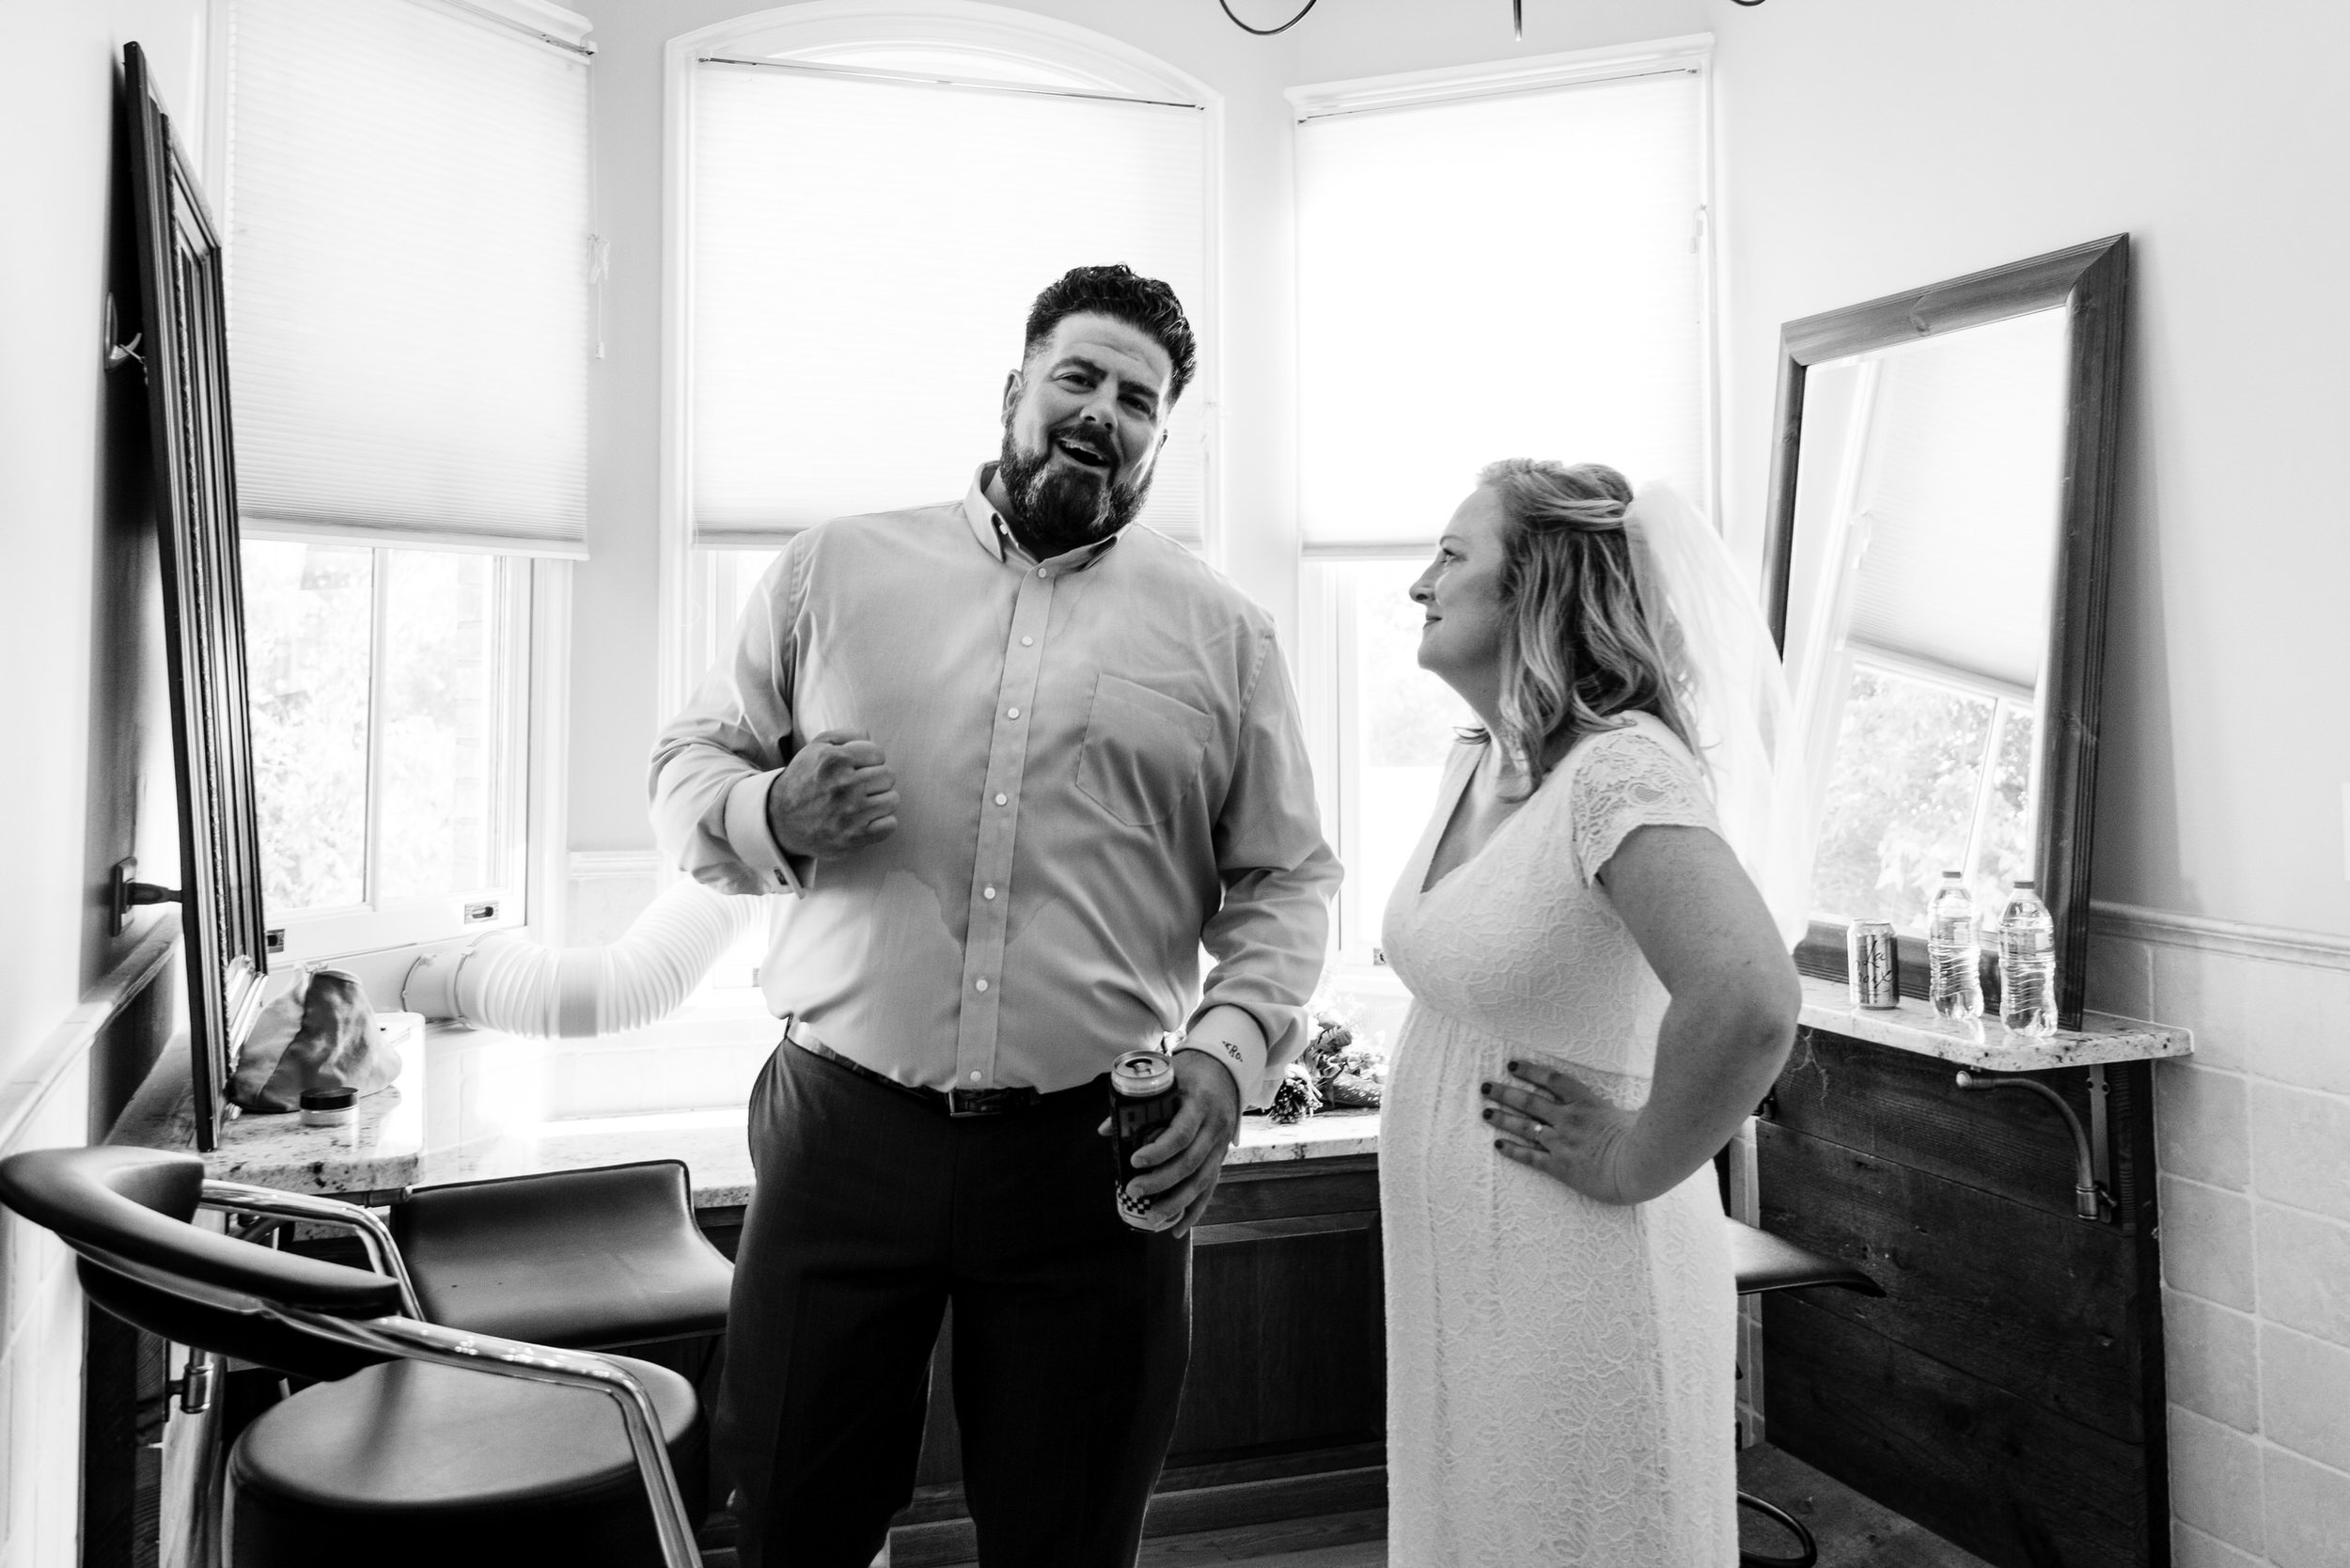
[716,1040,1192,1568]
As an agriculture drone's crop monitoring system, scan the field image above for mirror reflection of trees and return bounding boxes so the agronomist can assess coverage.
[1810,664,2036,933]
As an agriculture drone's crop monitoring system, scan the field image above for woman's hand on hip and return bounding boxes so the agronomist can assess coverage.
[1480,1059,1643,1205]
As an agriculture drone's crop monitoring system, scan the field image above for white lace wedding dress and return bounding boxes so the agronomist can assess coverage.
[1380,714,1738,1566]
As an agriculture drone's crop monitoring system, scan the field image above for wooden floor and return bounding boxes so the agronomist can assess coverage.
[689,1443,1996,1568]
[1736,1443,1996,1568]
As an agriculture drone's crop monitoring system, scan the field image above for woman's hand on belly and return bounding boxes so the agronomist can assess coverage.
[1480,1059,1641,1205]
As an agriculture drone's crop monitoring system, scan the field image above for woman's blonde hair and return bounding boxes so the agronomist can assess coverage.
[1471,458,1697,793]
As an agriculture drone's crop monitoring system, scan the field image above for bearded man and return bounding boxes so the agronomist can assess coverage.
[650,265,1339,1568]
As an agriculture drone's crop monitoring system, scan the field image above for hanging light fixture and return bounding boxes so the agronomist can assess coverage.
[1217,0,1318,34]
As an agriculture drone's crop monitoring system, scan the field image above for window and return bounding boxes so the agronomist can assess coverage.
[1301,560,1477,960]
[684,54,1211,549]
[663,8,1216,990]
[220,0,592,960]
[1291,40,1714,963]
[242,542,532,956]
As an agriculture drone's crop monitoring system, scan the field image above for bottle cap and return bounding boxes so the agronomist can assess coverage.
[1941,870,1964,878]
[299,1087,356,1111]
[2012,879,2035,889]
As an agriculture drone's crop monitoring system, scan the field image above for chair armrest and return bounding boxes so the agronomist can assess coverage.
[272,1308,701,1568]
[201,1181,423,1319]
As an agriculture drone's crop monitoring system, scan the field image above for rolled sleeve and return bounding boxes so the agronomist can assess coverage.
[1192,634,1342,1105]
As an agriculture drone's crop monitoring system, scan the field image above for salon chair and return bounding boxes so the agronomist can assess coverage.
[391,1160,735,1351]
[1729,1216,1886,1568]
[0,1146,706,1568]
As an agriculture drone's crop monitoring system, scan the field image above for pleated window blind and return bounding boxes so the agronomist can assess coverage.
[222,0,593,557]
[1295,66,1707,552]
[687,59,1211,550]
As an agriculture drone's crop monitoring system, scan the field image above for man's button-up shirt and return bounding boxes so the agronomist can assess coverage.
[649,469,1340,1102]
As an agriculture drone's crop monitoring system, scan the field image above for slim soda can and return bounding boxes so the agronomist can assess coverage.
[1848,920,1900,1009]
[1109,1050,1183,1231]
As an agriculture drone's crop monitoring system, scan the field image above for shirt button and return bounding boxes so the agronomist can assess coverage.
[970,1071,982,1081]
[995,793,1008,806]
[983,886,997,900]
[1021,635,1034,647]
[975,978,989,993]
[1037,567,1049,577]
[1006,707,1020,719]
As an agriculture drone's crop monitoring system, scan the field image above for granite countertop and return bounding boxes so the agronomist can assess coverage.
[1796,975,2193,1070]
[113,974,2183,1206]
[111,992,1382,1206]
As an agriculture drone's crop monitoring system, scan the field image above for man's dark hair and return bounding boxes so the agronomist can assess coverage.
[1023,264,1197,408]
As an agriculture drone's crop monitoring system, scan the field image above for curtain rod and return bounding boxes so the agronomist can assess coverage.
[1294,62,1697,123]
[699,55,1203,112]
[434,0,594,57]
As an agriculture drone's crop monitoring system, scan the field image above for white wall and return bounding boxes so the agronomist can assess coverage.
[1709,3,2350,1560]
[0,6,209,1561]
[1708,0,2350,940]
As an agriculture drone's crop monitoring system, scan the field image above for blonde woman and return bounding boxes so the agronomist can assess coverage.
[1380,460,1802,1564]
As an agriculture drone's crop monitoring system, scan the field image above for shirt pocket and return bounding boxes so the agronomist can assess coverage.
[1074,674,1214,828]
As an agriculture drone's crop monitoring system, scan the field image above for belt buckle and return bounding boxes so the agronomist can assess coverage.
[947,1088,1009,1119]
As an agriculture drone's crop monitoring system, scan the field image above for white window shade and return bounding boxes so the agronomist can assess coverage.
[223,0,592,557]
[1296,69,1705,552]
[688,61,1210,550]
[1841,309,2069,696]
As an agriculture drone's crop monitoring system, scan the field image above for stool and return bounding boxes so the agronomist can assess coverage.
[393,1160,734,1349]
[1729,1217,1885,1568]
[0,1146,707,1568]
[228,1352,703,1565]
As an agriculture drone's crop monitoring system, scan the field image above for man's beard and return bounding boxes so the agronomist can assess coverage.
[995,426,1152,558]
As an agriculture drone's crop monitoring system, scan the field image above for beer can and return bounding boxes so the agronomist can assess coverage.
[1847,920,1900,1009]
[1108,1051,1183,1231]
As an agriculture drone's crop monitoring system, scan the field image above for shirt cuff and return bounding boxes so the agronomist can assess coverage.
[723,771,810,898]
[1176,1006,1269,1130]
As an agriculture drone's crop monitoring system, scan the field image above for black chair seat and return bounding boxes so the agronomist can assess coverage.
[1728,1218,1883,1298]
[228,1352,702,1567]
[394,1161,734,1349]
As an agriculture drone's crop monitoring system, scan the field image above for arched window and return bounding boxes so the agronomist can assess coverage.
[664,6,1222,707]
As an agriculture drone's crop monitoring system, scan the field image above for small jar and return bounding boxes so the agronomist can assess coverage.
[299,1087,358,1127]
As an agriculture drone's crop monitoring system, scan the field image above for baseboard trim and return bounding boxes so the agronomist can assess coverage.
[2090,899,2350,972]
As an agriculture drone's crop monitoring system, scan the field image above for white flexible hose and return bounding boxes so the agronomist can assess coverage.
[401,879,765,1038]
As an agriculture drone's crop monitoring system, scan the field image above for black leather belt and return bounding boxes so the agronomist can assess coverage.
[784,1017,1081,1119]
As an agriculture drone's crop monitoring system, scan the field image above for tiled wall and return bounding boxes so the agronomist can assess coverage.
[2088,913,2350,1568]
[0,1054,90,1568]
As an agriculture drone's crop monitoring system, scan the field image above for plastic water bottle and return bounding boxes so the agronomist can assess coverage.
[1926,871,1982,1020]
[1997,882,2059,1038]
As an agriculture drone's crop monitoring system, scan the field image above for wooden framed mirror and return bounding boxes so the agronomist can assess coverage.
[1761,237,2129,1024]
[122,41,269,1151]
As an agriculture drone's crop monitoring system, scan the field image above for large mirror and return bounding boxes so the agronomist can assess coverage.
[1762,237,2128,1024]
[124,41,270,1149]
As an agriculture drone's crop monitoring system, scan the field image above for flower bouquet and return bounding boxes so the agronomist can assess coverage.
[1261,1003,1388,1125]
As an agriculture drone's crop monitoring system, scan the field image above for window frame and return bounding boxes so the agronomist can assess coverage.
[244,544,567,967]
[205,0,586,970]
[656,3,1227,728]
[1289,36,1721,980]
